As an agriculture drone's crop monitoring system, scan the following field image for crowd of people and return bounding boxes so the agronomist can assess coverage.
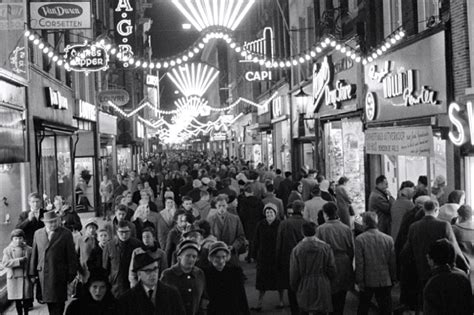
[2,150,474,315]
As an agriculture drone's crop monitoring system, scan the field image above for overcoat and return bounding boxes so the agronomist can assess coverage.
[253,218,282,290]
[157,209,175,249]
[238,195,264,242]
[16,209,45,246]
[2,242,33,300]
[29,226,78,302]
[335,185,352,227]
[207,211,246,263]
[368,187,394,234]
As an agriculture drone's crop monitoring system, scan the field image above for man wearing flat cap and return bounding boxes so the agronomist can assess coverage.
[29,211,78,315]
[118,253,185,315]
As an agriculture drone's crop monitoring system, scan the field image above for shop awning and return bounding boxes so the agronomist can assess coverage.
[365,126,434,157]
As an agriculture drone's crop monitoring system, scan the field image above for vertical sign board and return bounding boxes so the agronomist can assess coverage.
[113,0,135,66]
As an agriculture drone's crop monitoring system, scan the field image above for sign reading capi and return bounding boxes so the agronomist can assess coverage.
[245,71,272,82]
[64,43,109,74]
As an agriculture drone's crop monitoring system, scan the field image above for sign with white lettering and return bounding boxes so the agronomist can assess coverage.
[97,89,130,107]
[29,2,91,29]
[364,31,446,122]
[64,42,109,74]
[146,74,158,86]
[245,71,272,82]
[365,126,434,157]
[211,132,226,141]
[77,99,96,121]
[45,87,68,110]
[448,101,474,146]
[114,0,135,66]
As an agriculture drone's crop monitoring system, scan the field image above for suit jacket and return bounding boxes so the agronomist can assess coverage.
[402,215,469,282]
[29,226,78,302]
[16,209,45,246]
[118,280,185,315]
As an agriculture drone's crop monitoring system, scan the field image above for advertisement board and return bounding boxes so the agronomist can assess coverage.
[29,1,91,29]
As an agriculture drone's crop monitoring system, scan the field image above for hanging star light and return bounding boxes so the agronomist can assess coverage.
[172,0,255,31]
[167,63,219,97]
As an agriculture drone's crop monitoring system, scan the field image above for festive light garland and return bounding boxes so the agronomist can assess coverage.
[167,63,219,97]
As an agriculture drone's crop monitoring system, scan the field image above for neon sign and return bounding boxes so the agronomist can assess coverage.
[64,43,109,74]
[245,71,272,81]
[114,0,135,67]
[448,101,474,146]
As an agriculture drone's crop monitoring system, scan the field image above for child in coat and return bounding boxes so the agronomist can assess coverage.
[2,229,33,315]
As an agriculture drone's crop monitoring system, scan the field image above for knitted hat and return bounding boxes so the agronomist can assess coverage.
[263,203,278,215]
[176,239,200,257]
[208,241,230,256]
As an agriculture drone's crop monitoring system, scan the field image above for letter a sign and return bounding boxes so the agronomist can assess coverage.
[115,0,132,11]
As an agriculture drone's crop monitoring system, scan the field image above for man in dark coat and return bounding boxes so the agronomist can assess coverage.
[276,200,306,315]
[402,199,469,311]
[29,211,78,315]
[103,220,141,298]
[276,172,293,209]
[368,175,395,235]
[16,192,45,246]
[238,185,264,262]
[118,253,185,315]
[423,239,473,315]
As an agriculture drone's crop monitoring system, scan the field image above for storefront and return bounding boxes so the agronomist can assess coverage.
[364,30,450,198]
[271,84,292,172]
[99,111,117,180]
[73,99,98,212]
[312,53,365,213]
[230,113,253,160]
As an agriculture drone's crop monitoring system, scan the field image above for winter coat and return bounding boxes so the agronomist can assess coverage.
[100,180,114,203]
[2,242,33,300]
[157,209,175,249]
[193,200,212,220]
[207,212,246,265]
[76,234,98,283]
[102,237,142,298]
[290,238,336,313]
[390,196,414,241]
[316,219,354,293]
[275,215,306,287]
[335,185,352,227]
[451,221,474,290]
[262,193,285,220]
[301,177,318,201]
[253,219,282,291]
[58,206,83,232]
[16,209,45,246]
[118,280,186,315]
[368,187,394,234]
[237,195,264,242]
[29,226,78,302]
[65,290,117,315]
[129,245,168,287]
[276,178,293,208]
[202,264,250,315]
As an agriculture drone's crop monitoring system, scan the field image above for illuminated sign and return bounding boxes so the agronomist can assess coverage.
[448,101,474,146]
[45,87,68,110]
[77,100,96,121]
[114,0,135,66]
[211,132,226,141]
[29,2,91,29]
[64,42,109,74]
[146,74,159,86]
[245,71,272,82]
[97,89,130,107]
[311,57,331,113]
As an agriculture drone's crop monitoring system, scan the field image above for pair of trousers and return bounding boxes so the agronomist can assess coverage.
[357,286,392,315]
[288,288,300,315]
[14,299,33,315]
[331,290,347,315]
[47,302,65,315]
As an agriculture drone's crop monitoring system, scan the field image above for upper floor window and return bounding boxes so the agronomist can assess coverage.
[383,0,402,37]
[417,0,439,32]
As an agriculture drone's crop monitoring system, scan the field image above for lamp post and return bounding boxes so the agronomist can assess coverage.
[295,86,310,136]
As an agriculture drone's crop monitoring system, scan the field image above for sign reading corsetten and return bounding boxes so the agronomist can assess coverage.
[30,2,91,29]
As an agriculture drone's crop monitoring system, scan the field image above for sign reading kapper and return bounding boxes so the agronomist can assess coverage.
[64,43,109,74]
[29,2,91,29]
[114,0,135,66]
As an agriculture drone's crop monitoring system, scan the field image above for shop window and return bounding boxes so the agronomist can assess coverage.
[417,0,439,32]
[74,157,95,211]
[383,0,402,37]
[324,118,365,213]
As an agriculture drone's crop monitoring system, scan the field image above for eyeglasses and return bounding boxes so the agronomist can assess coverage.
[117,230,131,234]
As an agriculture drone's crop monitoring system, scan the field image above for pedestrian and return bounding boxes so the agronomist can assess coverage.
[355,212,396,315]
[251,203,284,311]
[276,171,293,209]
[87,228,110,273]
[132,204,156,240]
[65,268,117,315]
[316,202,354,315]
[301,169,318,201]
[100,175,114,221]
[287,181,303,209]
[193,190,211,220]
[290,221,336,315]
[29,211,78,315]
[157,197,177,249]
[390,181,415,241]
[276,200,307,315]
[423,239,473,315]
[138,189,158,213]
[368,175,394,235]
[165,210,193,265]
[262,183,285,220]
[273,169,283,192]
[2,229,33,315]
[194,220,217,269]
[16,192,45,246]
[102,220,141,298]
[335,176,353,227]
[180,195,201,220]
[118,253,186,315]
[161,240,208,315]
[202,241,250,315]
[438,190,465,223]
[207,194,246,266]
[238,184,264,263]
[52,195,82,233]
[451,205,474,291]
[319,179,335,202]
[76,218,99,287]
[105,204,137,239]
[129,227,167,287]
[303,185,327,225]
[431,175,447,206]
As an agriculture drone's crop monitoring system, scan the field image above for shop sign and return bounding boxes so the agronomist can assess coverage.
[257,103,269,115]
[64,42,109,74]
[245,71,272,82]
[98,111,117,135]
[146,74,158,86]
[211,132,226,141]
[0,80,26,108]
[97,89,130,107]
[45,87,68,110]
[310,56,356,113]
[77,100,96,121]
[272,96,283,117]
[448,101,474,146]
[364,31,446,122]
[136,120,144,138]
[29,2,91,29]
[0,3,25,30]
[114,0,135,65]
[365,126,434,157]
